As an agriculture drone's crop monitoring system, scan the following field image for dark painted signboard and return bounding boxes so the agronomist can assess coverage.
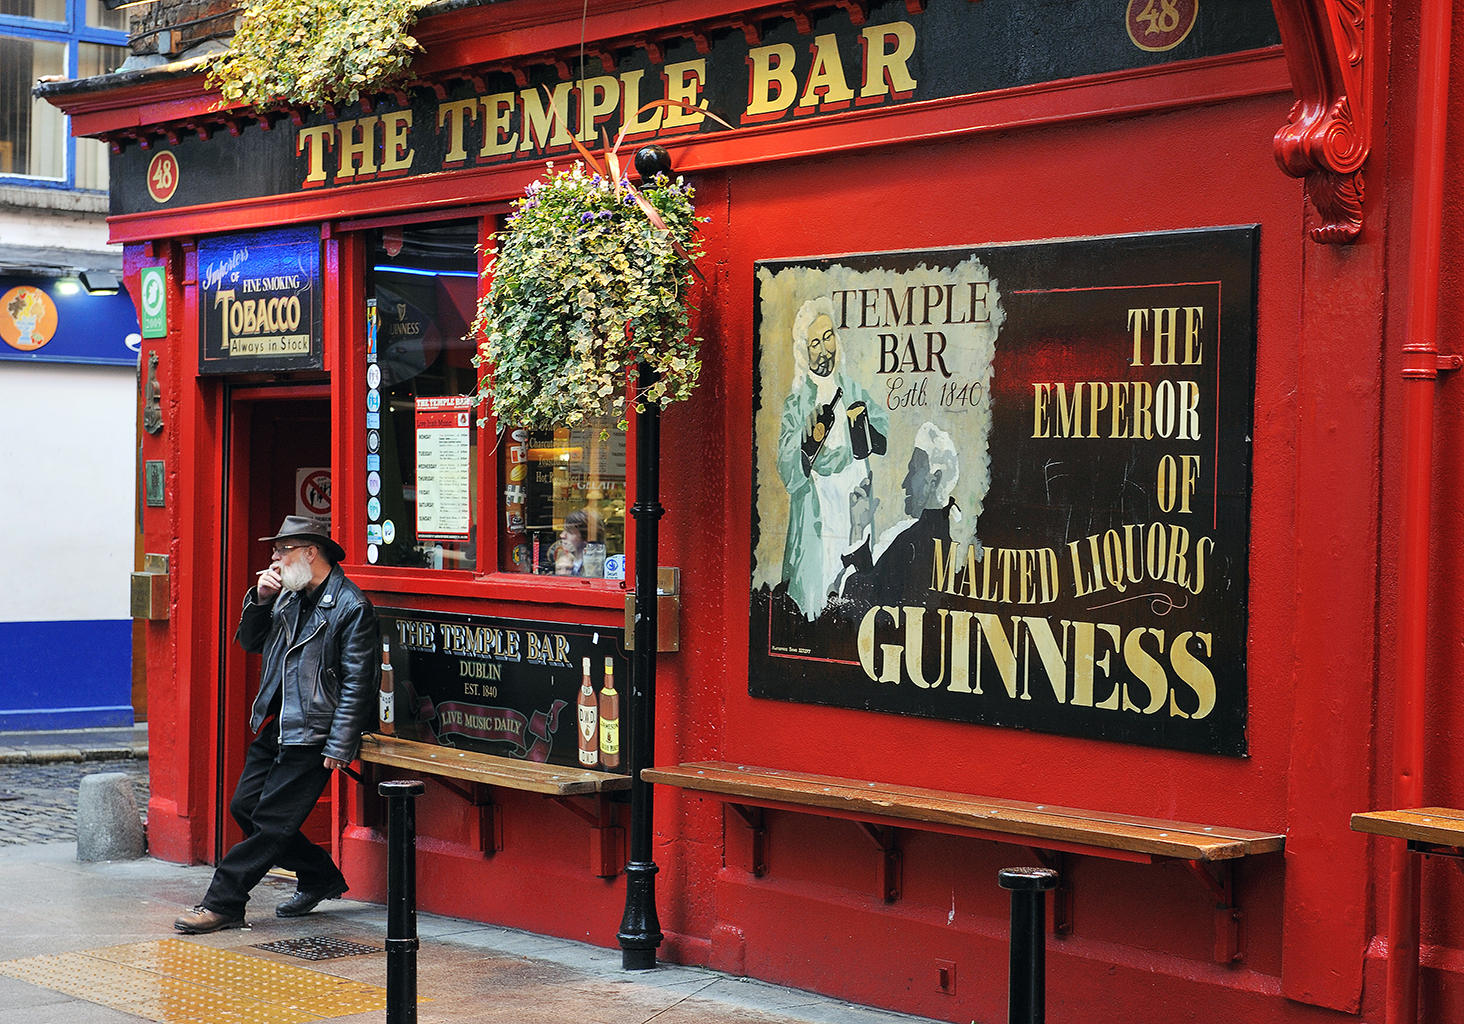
[750,227,1257,755]
[197,226,322,374]
[112,0,1278,215]
[378,607,630,772]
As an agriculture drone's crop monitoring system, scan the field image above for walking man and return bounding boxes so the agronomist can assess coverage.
[175,516,379,933]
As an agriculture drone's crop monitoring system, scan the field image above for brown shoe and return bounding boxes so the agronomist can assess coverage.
[173,906,244,934]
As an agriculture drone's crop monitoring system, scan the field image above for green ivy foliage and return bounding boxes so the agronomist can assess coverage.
[474,162,705,431]
[205,0,423,109]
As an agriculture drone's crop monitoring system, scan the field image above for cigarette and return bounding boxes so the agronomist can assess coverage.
[256,569,272,576]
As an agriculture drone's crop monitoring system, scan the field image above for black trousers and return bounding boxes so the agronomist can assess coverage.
[202,726,346,916]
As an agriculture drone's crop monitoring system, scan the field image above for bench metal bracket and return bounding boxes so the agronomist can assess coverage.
[727,803,768,877]
[856,822,902,903]
[549,793,624,878]
[1407,839,1464,860]
[1184,860,1244,964]
[726,806,902,902]
[1028,848,1072,936]
[428,776,503,855]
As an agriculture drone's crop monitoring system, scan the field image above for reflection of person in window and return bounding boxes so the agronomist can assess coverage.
[550,508,605,576]
[777,297,888,620]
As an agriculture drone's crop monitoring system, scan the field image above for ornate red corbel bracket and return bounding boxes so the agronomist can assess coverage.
[1271,0,1372,243]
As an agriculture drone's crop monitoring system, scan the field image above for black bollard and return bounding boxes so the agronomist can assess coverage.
[998,866,1058,1024]
[381,780,425,1024]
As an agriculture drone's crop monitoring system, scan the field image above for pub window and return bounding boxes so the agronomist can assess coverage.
[477,208,629,581]
[498,416,627,577]
[365,219,480,571]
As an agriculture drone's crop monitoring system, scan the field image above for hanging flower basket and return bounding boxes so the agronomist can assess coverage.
[474,158,705,431]
[206,0,425,110]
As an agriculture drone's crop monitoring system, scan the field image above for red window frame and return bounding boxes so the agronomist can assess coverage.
[331,207,634,611]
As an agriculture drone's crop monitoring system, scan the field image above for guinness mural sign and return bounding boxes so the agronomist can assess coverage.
[749,228,1258,756]
[114,0,1279,215]
[197,226,322,374]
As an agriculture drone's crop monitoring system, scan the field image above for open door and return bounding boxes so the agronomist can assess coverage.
[218,387,332,862]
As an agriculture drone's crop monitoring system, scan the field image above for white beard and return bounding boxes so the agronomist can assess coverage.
[279,558,313,593]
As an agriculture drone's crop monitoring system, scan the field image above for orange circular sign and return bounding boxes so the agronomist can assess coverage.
[147,150,180,204]
[0,286,59,352]
[1126,0,1198,52]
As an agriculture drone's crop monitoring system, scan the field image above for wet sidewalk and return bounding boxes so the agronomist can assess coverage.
[0,725,149,764]
[0,842,941,1024]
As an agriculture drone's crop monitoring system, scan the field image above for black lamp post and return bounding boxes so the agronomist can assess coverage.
[618,144,673,971]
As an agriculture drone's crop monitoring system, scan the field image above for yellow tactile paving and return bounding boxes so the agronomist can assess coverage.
[88,939,386,1012]
[0,938,389,1022]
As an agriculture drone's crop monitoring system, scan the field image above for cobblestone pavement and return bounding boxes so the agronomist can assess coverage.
[0,759,148,845]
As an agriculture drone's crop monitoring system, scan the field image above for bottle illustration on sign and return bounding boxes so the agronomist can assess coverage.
[379,638,395,735]
[800,386,843,473]
[577,656,598,767]
[598,656,620,769]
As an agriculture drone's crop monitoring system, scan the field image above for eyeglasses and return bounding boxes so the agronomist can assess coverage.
[272,542,310,556]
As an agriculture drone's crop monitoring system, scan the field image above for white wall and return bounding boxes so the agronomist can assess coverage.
[0,204,114,255]
[0,360,135,621]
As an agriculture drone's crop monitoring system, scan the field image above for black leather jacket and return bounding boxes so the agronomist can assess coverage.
[236,565,380,762]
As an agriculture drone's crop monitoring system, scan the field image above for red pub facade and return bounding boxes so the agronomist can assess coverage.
[41,0,1464,1020]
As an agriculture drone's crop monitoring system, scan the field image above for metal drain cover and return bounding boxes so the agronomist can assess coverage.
[252,936,381,960]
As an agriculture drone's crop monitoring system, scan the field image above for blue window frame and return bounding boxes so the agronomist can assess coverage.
[0,0,127,190]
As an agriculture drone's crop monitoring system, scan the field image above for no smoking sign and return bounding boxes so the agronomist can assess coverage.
[296,467,331,517]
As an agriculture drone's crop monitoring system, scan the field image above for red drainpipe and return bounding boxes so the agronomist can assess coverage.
[1387,1,1453,1021]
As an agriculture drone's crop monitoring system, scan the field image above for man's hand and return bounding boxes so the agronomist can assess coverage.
[256,565,282,600]
[848,477,879,545]
[323,756,349,772]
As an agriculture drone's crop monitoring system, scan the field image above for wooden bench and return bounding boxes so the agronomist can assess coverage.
[359,734,629,875]
[644,761,1286,963]
[1351,807,1464,857]
[360,733,630,795]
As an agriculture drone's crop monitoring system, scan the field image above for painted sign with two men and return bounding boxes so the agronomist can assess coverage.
[749,228,1257,756]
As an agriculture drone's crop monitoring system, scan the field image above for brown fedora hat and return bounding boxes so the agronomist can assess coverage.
[260,515,346,563]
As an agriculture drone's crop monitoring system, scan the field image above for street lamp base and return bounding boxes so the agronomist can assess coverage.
[618,859,663,971]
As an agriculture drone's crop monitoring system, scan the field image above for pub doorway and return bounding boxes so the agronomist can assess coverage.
[218,387,333,864]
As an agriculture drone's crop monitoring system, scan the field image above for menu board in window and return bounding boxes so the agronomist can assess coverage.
[415,395,473,539]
